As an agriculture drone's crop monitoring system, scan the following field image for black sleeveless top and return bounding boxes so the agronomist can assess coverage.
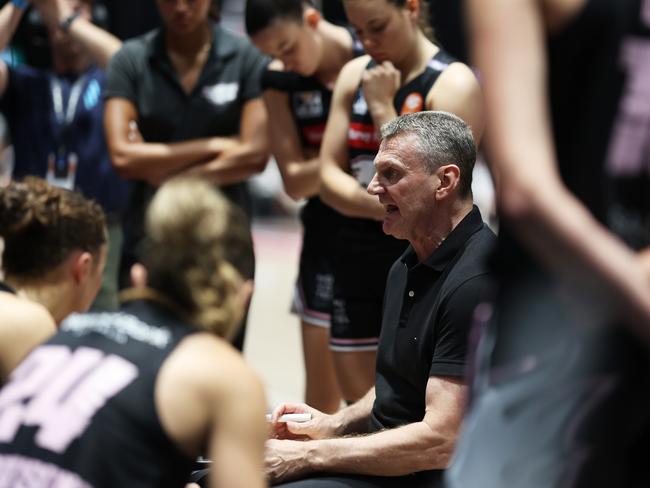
[0,299,197,487]
[261,32,364,227]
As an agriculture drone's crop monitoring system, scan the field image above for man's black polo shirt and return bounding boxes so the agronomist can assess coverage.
[104,23,267,286]
[371,206,496,431]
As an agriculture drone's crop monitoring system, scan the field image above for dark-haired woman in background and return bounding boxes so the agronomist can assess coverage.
[0,178,267,488]
[245,0,365,413]
[104,0,269,350]
[318,0,483,402]
[0,176,107,382]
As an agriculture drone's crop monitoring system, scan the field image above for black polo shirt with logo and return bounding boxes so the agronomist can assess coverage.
[104,22,267,286]
[371,206,496,432]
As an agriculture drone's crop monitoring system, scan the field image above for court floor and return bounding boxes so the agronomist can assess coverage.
[245,217,305,410]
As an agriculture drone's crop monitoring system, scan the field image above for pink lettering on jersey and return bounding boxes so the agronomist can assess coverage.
[0,347,70,443]
[0,345,139,454]
[606,38,650,176]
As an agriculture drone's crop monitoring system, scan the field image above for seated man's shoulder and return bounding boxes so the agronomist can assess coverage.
[447,224,496,285]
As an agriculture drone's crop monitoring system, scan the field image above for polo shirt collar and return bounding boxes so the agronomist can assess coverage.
[148,22,238,63]
[401,205,485,272]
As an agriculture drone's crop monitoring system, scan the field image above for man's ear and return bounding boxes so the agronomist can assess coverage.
[435,164,461,200]
[130,263,148,288]
[304,7,321,29]
[71,251,93,285]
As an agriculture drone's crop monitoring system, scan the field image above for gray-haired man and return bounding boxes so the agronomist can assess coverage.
[264,111,496,488]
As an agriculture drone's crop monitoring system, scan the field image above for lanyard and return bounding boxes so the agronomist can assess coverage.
[50,74,87,128]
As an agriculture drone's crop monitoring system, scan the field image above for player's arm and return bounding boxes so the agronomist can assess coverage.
[468,0,650,336]
[319,56,385,220]
[427,61,484,144]
[0,297,56,382]
[156,335,267,488]
[263,89,321,200]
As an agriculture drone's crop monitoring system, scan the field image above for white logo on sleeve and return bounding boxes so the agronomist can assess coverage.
[203,82,239,106]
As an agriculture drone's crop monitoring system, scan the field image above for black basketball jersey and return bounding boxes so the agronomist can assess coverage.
[0,299,197,488]
[601,0,650,250]
[347,50,456,189]
[261,32,364,226]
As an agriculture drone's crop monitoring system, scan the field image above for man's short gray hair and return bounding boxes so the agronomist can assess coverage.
[380,111,476,197]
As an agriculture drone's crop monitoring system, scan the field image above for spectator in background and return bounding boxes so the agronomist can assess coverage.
[0,176,107,383]
[104,0,269,352]
[0,0,130,311]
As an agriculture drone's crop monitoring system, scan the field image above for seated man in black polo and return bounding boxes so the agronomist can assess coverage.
[264,111,496,488]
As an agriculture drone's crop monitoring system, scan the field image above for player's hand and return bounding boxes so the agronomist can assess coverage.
[361,61,400,116]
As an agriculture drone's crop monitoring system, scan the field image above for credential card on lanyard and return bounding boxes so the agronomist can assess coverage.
[47,75,86,190]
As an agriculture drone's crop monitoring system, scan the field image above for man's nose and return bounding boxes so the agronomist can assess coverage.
[367,173,382,195]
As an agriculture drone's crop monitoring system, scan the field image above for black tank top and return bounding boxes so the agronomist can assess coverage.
[0,299,197,487]
[347,50,456,188]
[261,32,364,227]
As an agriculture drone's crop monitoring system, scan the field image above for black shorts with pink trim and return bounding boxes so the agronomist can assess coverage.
[330,222,407,352]
[292,270,334,327]
[290,198,341,327]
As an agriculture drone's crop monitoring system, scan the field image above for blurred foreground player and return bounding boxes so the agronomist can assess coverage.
[447,0,650,487]
[0,178,267,488]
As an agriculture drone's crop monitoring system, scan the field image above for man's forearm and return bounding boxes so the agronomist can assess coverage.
[330,388,375,436]
[309,421,452,476]
[320,164,384,221]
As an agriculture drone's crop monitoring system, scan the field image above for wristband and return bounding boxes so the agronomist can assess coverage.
[59,12,80,33]
[11,0,29,10]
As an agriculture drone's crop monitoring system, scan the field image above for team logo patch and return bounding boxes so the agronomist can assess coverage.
[203,82,239,106]
[400,92,424,115]
[301,123,326,146]
[293,91,324,119]
[348,122,380,151]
